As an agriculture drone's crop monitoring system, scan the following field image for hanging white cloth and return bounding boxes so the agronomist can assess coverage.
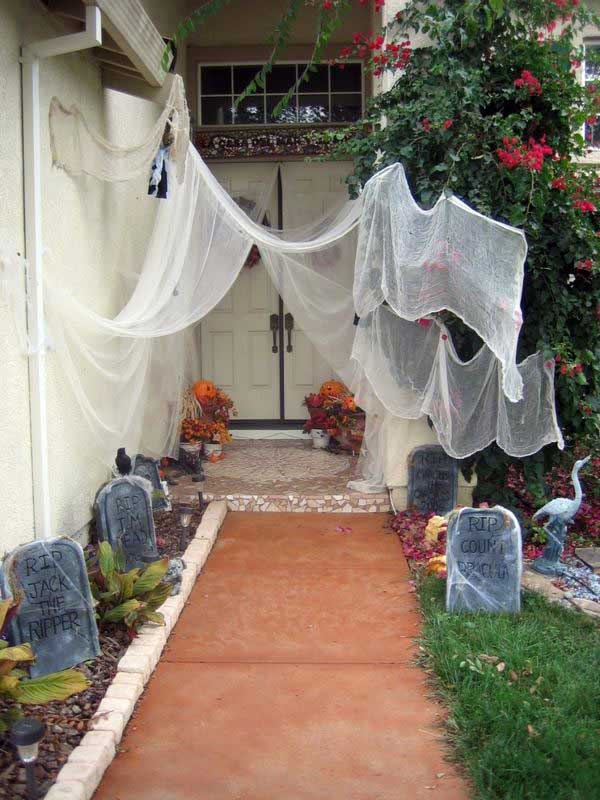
[45,89,564,484]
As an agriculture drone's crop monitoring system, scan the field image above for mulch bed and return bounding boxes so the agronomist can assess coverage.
[0,499,204,798]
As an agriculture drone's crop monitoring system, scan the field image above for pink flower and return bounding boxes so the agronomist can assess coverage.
[417,318,432,328]
[422,117,431,132]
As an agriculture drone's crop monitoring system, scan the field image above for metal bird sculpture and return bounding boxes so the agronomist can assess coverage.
[531,455,591,576]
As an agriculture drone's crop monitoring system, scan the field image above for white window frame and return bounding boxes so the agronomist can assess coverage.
[196,60,365,128]
[579,39,600,164]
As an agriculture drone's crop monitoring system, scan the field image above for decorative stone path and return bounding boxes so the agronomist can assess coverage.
[171,440,391,513]
[93,513,468,800]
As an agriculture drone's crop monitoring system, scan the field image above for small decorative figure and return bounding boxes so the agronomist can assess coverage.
[115,447,132,476]
[531,455,591,576]
[163,557,186,596]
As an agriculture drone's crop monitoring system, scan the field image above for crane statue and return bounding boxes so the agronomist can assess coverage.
[531,455,591,576]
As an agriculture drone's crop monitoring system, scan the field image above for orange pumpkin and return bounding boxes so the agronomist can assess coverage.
[319,380,349,398]
[193,380,217,401]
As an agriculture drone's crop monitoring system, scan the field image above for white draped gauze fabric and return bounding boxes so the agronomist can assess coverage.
[355,163,528,403]
[46,92,563,484]
[354,306,563,459]
[49,75,190,184]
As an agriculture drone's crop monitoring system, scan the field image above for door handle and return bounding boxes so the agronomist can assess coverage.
[284,313,294,353]
[270,313,279,353]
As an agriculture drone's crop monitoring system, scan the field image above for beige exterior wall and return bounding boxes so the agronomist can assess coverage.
[0,0,183,555]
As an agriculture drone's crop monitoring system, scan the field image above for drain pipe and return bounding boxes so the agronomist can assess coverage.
[21,6,102,539]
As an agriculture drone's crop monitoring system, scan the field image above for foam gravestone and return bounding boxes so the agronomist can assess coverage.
[407,445,458,515]
[133,454,170,511]
[446,506,522,614]
[95,476,159,569]
[0,538,100,677]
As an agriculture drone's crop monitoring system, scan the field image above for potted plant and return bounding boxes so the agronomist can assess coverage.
[303,381,365,453]
[180,380,237,455]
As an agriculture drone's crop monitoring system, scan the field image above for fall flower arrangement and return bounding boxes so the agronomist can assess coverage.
[180,380,237,445]
[303,380,365,451]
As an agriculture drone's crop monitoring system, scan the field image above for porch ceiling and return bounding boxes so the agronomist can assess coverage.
[40,0,170,86]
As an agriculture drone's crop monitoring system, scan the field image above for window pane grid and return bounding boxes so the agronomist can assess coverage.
[199,61,362,127]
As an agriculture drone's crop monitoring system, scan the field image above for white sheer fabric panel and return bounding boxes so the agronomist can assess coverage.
[45,86,563,481]
[355,164,527,402]
[353,306,564,458]
[46,149,278,461]
[49,76,190,184]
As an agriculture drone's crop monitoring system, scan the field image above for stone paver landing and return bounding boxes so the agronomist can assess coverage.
[170,440,391,513]
[93,513,468,800]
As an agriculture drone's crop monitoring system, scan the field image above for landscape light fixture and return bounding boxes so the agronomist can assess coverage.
[11,717,45,799]
[179,505,193,550]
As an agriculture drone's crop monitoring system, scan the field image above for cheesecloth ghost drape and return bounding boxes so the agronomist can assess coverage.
[45,78,563,489]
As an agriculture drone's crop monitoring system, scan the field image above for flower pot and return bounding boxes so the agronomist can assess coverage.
[205,442,223,456]
[311,429,330,449]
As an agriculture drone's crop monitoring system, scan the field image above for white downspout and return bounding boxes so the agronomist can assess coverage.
[21,5,102,539]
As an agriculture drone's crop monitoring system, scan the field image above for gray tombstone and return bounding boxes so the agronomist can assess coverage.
[446,506,522,614]
[407,445,458,514]
[0,537,100,677]
[95,476,159,569]
[132,454,170,511]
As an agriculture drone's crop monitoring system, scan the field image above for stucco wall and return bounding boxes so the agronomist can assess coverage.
[0,2,35,556]
[0,0,182,555]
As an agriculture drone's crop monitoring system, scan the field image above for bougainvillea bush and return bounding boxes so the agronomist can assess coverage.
[330,0,599,501]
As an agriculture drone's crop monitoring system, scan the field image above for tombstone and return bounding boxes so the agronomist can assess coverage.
[407,445,458,514]
[446,506,522,614]
[0,538,100,677]
[132,454,170,511]
[95,476,159,569]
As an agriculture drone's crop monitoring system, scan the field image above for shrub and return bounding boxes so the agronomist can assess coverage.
[87,542,172,637]
[330,0,600,496]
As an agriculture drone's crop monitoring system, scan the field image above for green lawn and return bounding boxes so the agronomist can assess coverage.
[418,578,600,800]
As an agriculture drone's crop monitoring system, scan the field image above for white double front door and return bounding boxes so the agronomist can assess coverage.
[200,161,352,421]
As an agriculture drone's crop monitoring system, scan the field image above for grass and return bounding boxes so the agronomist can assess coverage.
[418,577,600,800]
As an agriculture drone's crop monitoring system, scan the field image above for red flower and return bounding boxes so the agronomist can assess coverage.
[417,318,432,328]
[443,118,454,129]
[497,136,552,172]
[575,258,594,272]
[551,176,567,190]
[422,117,431,132]
[573,199,597,213]
[514,70,542,96]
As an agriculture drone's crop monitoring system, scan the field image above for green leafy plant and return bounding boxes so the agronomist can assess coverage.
[0,599,89,732]
[88,542,172,637]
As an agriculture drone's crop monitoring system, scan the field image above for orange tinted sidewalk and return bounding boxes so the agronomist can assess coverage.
[93,513,469,800]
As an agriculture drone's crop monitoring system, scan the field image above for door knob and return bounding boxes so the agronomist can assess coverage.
[284,313,294,353]
[269,313,279,353]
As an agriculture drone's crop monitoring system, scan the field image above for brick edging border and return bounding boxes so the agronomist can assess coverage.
[44,500,228,800]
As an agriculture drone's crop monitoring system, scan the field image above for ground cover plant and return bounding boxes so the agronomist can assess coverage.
[417,576,600,800]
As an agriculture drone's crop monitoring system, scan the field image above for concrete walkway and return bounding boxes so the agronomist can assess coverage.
[94,513,468,800]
